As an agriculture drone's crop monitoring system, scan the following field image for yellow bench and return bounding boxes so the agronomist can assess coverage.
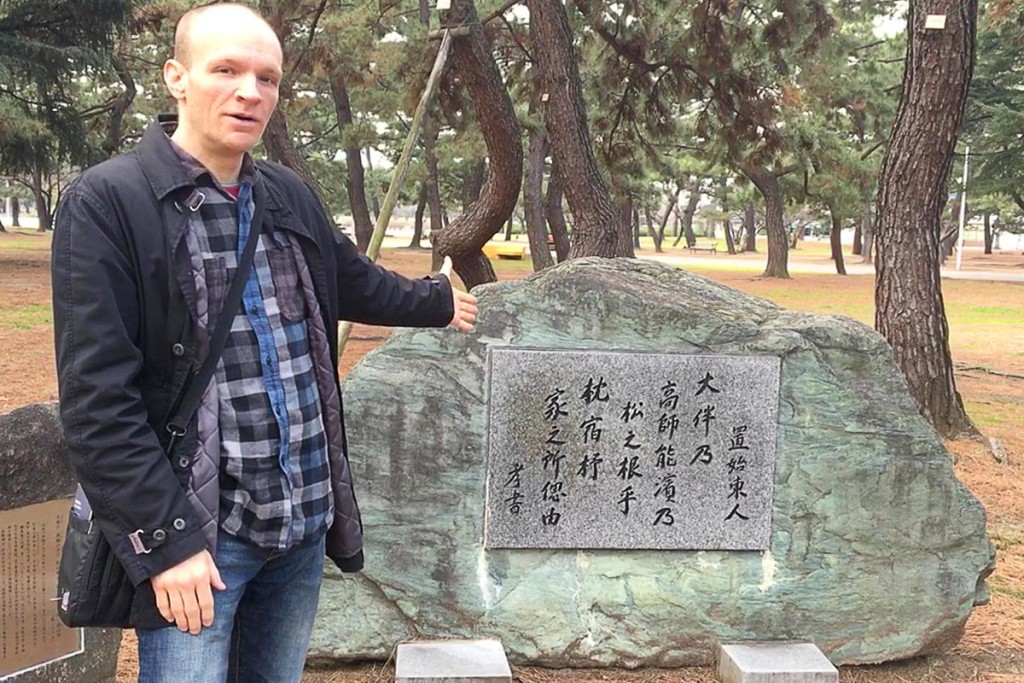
[482,242,526,260]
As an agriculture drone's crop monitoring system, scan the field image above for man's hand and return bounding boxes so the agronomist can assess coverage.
[151,549,226,634]
[439,256,478,332]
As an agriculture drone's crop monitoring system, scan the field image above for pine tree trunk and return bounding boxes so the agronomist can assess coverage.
[364,149,381,220]
[983,213,992,254]
[524,130,554,271]
[463,159,486,211]
[32,165,51,232]
[745,168,789,277]
[331,78,374,253]
[432,0,523,286]
[647,206,663,253]
[423,113,444,243]
[655,188,678,252]
[103,53,136,157]
[860,187,873,263]
[724,219,737,254]
[744,201,757,252]
[524,38,554,273]
[826,200,847,275]
[673,189,700,247]
[411,184,427,249]
[874,0,978,438]
[530,0,630,258]
[11,197,20,227]
[263,109,318,191]
[545,158,571,262]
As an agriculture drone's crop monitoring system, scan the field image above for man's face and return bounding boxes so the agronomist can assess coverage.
[165,12,283,159]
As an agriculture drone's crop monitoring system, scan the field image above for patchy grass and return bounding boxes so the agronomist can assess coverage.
[0,229,51,252]
[0,304,52,329]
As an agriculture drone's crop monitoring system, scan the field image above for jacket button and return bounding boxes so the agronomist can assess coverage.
[177,456,190,469]
[172,343,185,357]
[152,528,167,543]
[173,518,186,531]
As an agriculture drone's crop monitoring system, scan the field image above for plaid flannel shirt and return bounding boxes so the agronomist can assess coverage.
[173,143,332,550]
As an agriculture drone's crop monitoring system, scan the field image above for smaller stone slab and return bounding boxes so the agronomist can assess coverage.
[395,640,512,683]
[718,642,838,683]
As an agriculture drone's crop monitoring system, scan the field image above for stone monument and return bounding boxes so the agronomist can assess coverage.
[0,403,119,683]
[308,258,994,668]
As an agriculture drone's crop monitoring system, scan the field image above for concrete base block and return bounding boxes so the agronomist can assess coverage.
[395,639,512,683]
[718,642,838,683]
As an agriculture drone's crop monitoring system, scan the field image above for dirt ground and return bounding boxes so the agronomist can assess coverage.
[2,230,1022,682]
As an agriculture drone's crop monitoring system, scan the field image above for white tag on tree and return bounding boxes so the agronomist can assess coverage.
[925,14,946,29]
[437,0,451,9]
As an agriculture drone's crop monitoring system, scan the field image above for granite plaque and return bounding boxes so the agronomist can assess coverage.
[0,499,82,679]
[485,349,781,550]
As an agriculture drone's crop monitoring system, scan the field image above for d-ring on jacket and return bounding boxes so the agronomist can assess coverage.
[52,116,454,628]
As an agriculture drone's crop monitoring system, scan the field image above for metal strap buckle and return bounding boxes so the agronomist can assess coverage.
[128,529,152,555]
[184,189,206,212]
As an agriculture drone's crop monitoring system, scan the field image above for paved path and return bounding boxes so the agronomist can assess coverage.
[377,235,1024,284]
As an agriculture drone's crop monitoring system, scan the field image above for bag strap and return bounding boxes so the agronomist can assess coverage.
[164,186,265,453]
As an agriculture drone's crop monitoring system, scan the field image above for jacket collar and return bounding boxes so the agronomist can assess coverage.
[137,115,198,202]
[139,114,315,244]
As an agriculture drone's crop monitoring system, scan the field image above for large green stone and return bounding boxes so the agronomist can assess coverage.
[309,258,994,667]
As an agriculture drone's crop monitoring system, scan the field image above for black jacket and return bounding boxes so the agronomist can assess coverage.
[52,117,454,626]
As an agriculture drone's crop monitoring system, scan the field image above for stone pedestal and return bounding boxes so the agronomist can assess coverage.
[718,642,838,683]
[395,640,512,683]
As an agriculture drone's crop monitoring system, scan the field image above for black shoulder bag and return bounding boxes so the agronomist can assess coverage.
[56,193,263,628]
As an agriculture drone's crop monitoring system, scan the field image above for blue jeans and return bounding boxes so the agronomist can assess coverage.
[137,529,325,683]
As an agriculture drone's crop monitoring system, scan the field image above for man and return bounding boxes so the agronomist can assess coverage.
[51,3,477,681]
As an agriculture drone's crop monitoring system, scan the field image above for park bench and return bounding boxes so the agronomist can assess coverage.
[687,243,718,254]
[482,242,526,260]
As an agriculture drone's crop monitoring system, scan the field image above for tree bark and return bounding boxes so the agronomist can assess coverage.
[826,200,847,275]
[545,158,571,262]
[411,183,427,249]
[530,0,631,258]
[331,77,374,253]
[524,121,554,271]
[11,197,20,227]
[431,0,523,288]
[745,167,789,278]
[983,213,992,254]
[874,0,978,438]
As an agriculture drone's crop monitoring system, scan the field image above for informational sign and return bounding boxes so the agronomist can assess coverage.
[0,499,82,679]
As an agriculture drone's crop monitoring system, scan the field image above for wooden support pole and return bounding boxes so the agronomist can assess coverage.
[338,30,454,355]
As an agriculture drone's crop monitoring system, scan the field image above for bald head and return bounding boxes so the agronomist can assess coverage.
[174,3,278,67]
